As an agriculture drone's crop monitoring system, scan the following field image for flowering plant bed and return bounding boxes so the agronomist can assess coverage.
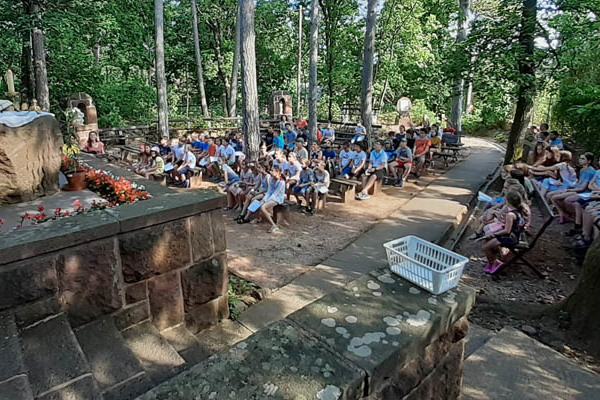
[0,167,151,233]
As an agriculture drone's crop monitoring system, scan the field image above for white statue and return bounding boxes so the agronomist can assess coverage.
[70,107,85,125]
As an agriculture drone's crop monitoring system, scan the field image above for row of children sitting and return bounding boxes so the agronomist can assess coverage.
[221,156,331,233]
[476,123,600,274]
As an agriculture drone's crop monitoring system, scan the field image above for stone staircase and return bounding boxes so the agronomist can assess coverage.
[461,325,600,399]
[0,309,211,400]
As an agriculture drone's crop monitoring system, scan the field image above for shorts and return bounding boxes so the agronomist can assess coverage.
[497,235,518,247]
[416,155,426,163]
[342,166,352,175]
[396,161,413,169]
[179,166,191,175]
[293,186,310,195]
[349,168,364,178]
[367,169,385,180]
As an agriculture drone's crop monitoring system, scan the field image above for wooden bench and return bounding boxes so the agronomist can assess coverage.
[273,201,293,226]
[494,178,555,278]
[330,178,360,203]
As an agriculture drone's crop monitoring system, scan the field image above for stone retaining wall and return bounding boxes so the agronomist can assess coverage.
[0,156,227,333]
[137,270,475,399]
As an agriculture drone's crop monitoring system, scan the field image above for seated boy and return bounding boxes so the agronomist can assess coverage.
[352,121,366,144]
[357,141,388,200]
[393,137,413,187]
[338,142,355,178]
[349,143,367,179]
[284,153,302,198]
[307,160,331,214]
[293,159,315,208]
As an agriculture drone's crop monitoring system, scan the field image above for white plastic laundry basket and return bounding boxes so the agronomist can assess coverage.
[383,235,469,295]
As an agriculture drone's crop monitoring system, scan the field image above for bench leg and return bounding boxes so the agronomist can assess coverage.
[500,250,547,278]
[340,186,356,203]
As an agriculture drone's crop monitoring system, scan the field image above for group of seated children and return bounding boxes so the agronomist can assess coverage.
[477,122,599,274]
[218,153,331,233]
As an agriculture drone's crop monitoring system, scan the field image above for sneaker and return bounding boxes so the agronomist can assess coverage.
[268,226,280,233]
[398,178,404,188]
[184,179,190,188]
[357,192,370,201]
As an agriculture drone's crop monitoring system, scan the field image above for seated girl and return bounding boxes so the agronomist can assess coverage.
[549,152,596,224]
[293,159,315,208]
[470,178,530,240]
[481,191,526,274]
[531,152,577,198]
[527,141,548,166]
[133,144,151,175]
[145,147,165,179]
[307,161,331,215]
[237,163,269,223]
[225,161,254,211]
[572,199,600,249]
[84,131,104,154]
[260,165,286,233]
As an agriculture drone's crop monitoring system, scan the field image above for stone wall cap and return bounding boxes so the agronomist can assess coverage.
[287,269,475,377]
[136,320,366,400]
[0,210,119,266]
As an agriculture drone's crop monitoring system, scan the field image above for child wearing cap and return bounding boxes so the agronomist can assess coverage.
[393,137,413,187]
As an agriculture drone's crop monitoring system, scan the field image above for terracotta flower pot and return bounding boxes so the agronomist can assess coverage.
[63,171,88,192]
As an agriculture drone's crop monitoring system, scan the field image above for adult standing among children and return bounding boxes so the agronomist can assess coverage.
[413,128,431,178]
[357,140,388,200]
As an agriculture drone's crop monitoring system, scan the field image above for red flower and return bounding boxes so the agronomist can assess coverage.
[24,213,31,220]
[63,210,71,217]
[54,208,62,216]
[0,219,3,225]
[38,205,44,212]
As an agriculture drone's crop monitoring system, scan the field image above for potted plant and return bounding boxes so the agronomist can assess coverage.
[61,135,87,191]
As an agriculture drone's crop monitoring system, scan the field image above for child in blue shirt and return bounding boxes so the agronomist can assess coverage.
[548,131,564,150]
[357,141,388,200]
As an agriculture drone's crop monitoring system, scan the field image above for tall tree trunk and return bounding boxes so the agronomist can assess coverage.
[504,0,536,164]
[360,0,378,143]
[191,0,210,118]
[465,79,473,114]
[308,0,319,150]
[154,0,170,138]
[240,0,260,161]
[450,0,470,132]
[30,1,49,111]
[296,5,303,118]
[562,239,600,358]
[21,30,35,106]
[229,3,241,117]
[209,23,231,116]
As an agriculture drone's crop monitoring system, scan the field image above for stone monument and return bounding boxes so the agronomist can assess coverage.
[0,112,63,204]
[396,96,413,127]
[66,92,98,147]
[268,90,293,120]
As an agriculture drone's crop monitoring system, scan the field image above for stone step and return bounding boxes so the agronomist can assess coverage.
[19,313,101,399]
[74,319,153,400]
[464,323,495,359]
[461,327,600,399]
[0,312,33,400]
[159,324,206,366]
[121,321,186,385]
